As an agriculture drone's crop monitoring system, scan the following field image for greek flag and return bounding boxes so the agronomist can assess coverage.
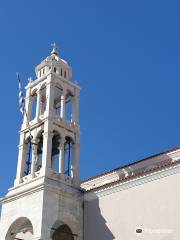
[17,73,25,115]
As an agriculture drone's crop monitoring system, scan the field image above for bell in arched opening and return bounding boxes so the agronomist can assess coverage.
[51,132,61,173]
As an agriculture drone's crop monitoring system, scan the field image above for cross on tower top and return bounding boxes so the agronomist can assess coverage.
[51,42,58,55]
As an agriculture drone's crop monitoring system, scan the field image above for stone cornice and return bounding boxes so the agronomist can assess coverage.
[1,176,83,205]
[51,73,81,90]
[1,181,45,204]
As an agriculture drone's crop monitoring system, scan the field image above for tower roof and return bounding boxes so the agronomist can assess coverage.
[35,44,71,79]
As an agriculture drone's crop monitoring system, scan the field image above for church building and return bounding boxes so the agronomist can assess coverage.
[0,46,180,240]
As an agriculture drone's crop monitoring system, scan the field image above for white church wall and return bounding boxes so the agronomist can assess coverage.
[0,188,44,240]
[84,164,180,240]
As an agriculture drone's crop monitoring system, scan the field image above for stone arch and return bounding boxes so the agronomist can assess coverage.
[64,135,74,176]
[35,130,44,171]
[54,83,64,116]
[31,87,38,96]
[65,89,74,122]
[52,126,63,138]
[64,133,75,144]
[40,82,46,89]
[66,89,74,98]
[34,126,44,139]
[54,82,63,91]
[24,136,33,176]
[5,217,33,240]
[52,224,74,240]
[30,88,38,120]
[51,130,61,172]
[50,212,78,240]
[40,82,47,115]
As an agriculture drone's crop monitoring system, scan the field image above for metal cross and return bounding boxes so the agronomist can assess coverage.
[51,42,57,52]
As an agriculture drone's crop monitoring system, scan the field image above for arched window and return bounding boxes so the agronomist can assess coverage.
[66,91,73,122]
[60,68,63,76]
[40,85,46,115]
[5,217,33,240]
[36,132,43,171]
[52,224,74,240]
[64,136,73,176]
[54,85,63,117]
[64,71,67,78]
[24,137,32,176]
[31,92,37,120]
[51,132,60,173]
[54,67,57,73]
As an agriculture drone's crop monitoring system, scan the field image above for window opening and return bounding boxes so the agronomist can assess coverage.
[51,134,60,172]
[25,138,32,176]
[64,136,73,176]
[54,85,63,116]
[52,224,75,240]
[36,133,43,171]
[31,93,37,120]
[66,93,73,122]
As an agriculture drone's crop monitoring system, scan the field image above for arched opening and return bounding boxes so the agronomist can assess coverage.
[40,85,46,115]
[24,137,32,176]
[66,91,73,122]
[51,132,60,173]
[64,71,67,79]
[64,136,73,176]
[36,132,43,172]
[31,92,37,120]
[54,85,63,117]
[52,224,74,240]
[5,217,33,240]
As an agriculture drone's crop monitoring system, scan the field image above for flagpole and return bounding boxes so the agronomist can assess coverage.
[23,106,33,141]
[16,72,33,141]
[17,72,34,175]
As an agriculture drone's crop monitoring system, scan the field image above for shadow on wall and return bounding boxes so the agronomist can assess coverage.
[84,193,115,240]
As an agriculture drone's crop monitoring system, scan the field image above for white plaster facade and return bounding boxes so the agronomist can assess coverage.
[83,148,180,240]
[1,46,180,240]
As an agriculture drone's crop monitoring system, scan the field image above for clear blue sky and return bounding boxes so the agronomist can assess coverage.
[0,0,180,197]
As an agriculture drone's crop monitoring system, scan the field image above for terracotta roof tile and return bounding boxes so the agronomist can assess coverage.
[82,146,180,192]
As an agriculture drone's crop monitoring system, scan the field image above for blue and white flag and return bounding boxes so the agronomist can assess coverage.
[17,73,25,115]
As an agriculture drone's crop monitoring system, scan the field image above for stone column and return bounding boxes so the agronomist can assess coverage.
[22,86,32,129]
[72,134,80,186]
[36,90,42,119]
[31,139,38,176]
[72,94,80,124]
[14,133,26,185]
[60,89,66,120]
[59,136,65,173]
[41,127,53,176]
[45,76,55,118]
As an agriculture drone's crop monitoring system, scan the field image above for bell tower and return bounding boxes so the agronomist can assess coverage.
[0,45,83,240]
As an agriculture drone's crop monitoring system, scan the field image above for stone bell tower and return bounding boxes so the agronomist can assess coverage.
[0,45,83,240]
